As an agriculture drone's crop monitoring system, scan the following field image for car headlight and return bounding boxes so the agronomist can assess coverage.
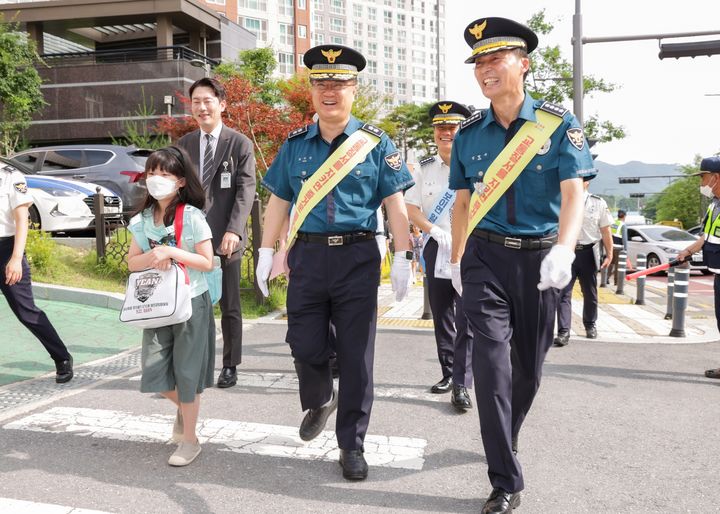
[44,188,83,197]
[658,246,679,254]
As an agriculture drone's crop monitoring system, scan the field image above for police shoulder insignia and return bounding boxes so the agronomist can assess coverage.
[537,101,569,118]
[288,125,308,139]
[590,193,601,199]
[566,128,585,150]
[13,182,27,194]
[460,110,484,130]
[419,155,436,167]
[384,151,403,171]
[360,123,385,137]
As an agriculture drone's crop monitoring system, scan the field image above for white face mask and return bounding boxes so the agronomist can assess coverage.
[146,175,178,200]
[700,183,715,198]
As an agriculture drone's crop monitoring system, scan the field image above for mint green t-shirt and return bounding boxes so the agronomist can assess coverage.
[128,204,213,298]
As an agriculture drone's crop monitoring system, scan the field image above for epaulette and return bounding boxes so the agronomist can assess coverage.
[419,155,436,167]
[590,194,601,199]
[460,109,485,130]
[360,123,385,137]
[536,101,569,118]
[288,125,308,139]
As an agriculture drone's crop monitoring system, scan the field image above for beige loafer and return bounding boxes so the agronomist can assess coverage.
[168,440,201,467]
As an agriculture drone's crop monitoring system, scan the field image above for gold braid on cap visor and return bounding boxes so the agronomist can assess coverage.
[309,63,358,79]
[432,115,466,125]
[469,37,527,58]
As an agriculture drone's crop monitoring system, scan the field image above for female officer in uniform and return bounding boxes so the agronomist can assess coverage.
[255,44,414,481]
[405,101,474,410]
[0,160,73,383]
[448,17,595,514]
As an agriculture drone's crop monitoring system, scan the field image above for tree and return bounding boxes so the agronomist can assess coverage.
[214,47,281,105]
[351,83,388,125]
[650,156,709,229]
[110,87,169,149]
[378,102,435,160]
[0,15,46,155]
[526,10,626,144]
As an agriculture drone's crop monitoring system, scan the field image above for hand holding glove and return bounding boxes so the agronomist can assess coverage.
[450,261,462,296]
[255,247,275,297]
[429,225,452,253]
[537,245,575,291]
[391,251,412,301]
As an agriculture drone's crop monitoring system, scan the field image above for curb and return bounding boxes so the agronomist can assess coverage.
[31,282,125,310]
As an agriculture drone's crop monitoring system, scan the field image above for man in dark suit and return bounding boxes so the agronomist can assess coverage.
[178,77,256,388]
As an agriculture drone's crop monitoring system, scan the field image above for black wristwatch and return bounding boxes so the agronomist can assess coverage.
[404,250,414,261]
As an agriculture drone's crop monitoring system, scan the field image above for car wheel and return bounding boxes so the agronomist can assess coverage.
[28,205,41,230]
[646,253,662,275]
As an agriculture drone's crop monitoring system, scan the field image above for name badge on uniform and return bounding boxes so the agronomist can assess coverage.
[220,161,231,189]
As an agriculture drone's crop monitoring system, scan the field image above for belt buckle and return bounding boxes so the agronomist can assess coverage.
[575,244,584,251]
[327,235,344,246]
[504,237,522,249]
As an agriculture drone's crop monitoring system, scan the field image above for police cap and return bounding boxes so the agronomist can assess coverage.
[304,44,366,81]
[429,101,472,126]
[463,17,538,64]
[694,156,720,175]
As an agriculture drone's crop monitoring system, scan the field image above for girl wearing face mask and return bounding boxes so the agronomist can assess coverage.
[127,146,215,467]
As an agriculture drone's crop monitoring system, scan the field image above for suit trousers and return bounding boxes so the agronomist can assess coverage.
[0,238,71,363]
[461,235,557,493]
[220,255,242,367]
[556,245,599,332]
[423,239,473,386]
[286,239,380,450]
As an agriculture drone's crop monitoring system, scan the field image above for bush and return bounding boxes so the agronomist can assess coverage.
[25,229,55,273]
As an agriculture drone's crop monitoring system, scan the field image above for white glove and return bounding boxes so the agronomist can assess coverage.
[391,251,412,301]
[450,261,462,296]
[256,247,275,297]
[429,225,452,253]
[375,234,387,262]
[537,245,576,291]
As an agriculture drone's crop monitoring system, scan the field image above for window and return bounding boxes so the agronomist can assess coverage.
[313,14,323,30]
[369,78,378,88]
[384,62,392,75]
[41,150,83,171]
[278,52,295,74]
[367,42,377,56]
[239,0,266,8]
[396,0,405,7]
[330,35,344,44]
[397,13,405,26]
[396,63,406,76]
[313,32,325,45]
[397,47,406,60]
[384,10,392,24]
[85,150,114,167]
[12,152,42,171]
[429,19,435,33]
[330,17,344,32]
[279,23,293,44]
[206,0,226,4]
[353,39,363,50]
[397,82,407,95]
[367,59,377,74]
[412,49,425,63]
[367,6,376,20]
[297,0,307,9]
[412,83,426,97]
[384,0,392,5]
[384,27,393,42]
[241,17,267,41]
[297,24,307,38]
[330,0,344,14]
[278,0,294,16]
[384,80,393,93]
[353,21,363,36]
[298,53,305,66]
[353,3,362,17]
[413,66,424,80]
[367,24,377,38]
[412,32,424,46]
[313,0,323,10]
[384,46,392,59]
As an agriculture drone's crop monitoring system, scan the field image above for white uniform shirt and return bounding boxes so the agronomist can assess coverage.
[0,166,33,237]
[578,191,613,244]
[404,156,453,233]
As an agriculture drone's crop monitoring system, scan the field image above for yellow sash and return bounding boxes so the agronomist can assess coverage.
[287,129,381,248]
[466,110,564,237]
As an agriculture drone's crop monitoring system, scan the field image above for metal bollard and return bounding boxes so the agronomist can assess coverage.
[664,267,674,320]
[634,253,646,305]
[421,276,432,320]
[615,250,627,295]
[669,265,689,337]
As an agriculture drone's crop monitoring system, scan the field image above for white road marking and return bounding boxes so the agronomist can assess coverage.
[0,497,110,514]
[3,407,426,470]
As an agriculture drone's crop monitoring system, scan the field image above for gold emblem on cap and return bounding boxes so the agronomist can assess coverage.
[321,48,342,63]
[438,103,453,114]
[468,20,487,40]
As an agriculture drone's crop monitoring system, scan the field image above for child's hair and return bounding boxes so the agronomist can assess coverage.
[137,146,205,226]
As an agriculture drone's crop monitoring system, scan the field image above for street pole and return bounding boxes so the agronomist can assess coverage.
[572,0,584,124]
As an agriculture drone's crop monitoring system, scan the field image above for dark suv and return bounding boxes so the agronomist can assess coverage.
[12,144,151,215]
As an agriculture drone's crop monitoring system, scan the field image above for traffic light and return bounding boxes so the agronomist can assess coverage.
[659,39,720,59]
[629,193,645,198]
[619,177,641,184]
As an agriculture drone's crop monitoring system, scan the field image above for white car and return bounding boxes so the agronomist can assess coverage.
[2,157,123,232]
[626,224,707,274]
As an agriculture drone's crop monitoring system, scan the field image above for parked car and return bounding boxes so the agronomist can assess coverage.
[11,144,151,215]
[626,224,708,274]
[687,225,703,236]
[1,157,123,232]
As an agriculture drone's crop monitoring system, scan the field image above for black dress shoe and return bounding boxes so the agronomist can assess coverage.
[339,449,368,480]
[481,488,521,514]
[450,384,472,411]
[299,389,337,441]
[55,357,73,384]
[586,326,598,339]
[430,376,453,394]
[553,331,569,347]
[217,367,237,388]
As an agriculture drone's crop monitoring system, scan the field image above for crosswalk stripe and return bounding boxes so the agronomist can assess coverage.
[0,497,111,514]
[3,407,426,470]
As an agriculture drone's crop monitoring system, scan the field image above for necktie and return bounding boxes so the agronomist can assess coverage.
[203,133,214,190]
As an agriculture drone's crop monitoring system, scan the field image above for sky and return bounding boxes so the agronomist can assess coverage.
[444,0,720,166]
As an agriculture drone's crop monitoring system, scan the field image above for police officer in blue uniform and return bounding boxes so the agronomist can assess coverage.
[405,101,474,410]
[0,160,73,383]
[448,18,595,513]
[678,156,720,379]
[256,44,414,481]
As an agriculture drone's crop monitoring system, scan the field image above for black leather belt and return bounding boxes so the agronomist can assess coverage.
[296,231,375,246]
[471,229,557,250]
[0,235,14,242]
[575,242,596,251]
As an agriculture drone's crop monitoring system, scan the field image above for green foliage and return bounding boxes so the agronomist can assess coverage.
[111,87,169,149]
[647,157,707,228]
[0,15,46,155]
[378,102,435,159]
[25,229,55,273]
[216,47,282,105]
[525,10,625,144]
[351,83,389,125]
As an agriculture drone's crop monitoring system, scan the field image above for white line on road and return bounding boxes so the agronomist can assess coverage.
[0,497,111,514]
[3,407,426,470]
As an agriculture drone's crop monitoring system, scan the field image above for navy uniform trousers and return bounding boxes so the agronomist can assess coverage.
[0,238,71,362]
[557,244,598,332]
[286,238,380,450]
[461,235,558,493]
[423,238,473,386]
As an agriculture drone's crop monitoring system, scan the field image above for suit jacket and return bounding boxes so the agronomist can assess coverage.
[178,125,257,263]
